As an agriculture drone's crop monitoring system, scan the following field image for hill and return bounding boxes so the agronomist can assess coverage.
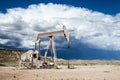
[0,48,26,66]
[0,48,120,67]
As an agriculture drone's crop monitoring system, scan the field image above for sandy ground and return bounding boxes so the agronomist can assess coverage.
[0,65,120,80]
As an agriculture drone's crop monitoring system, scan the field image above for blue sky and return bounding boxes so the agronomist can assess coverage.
[0,0,120,15]
[0,0,120,59]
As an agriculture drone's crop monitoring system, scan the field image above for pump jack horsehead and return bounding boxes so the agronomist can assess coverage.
[19,25,70,69]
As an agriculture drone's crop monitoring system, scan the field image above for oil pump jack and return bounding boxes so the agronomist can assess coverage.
[35,25,70,67]
[19,25,69,69]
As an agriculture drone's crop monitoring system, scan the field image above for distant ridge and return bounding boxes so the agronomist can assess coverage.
[0,48,26,66]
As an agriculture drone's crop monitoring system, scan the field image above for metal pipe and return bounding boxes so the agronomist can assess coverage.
[49,36,56,64]
[38,40,41,56]
[44,39,50,58]
[34,43,37,51]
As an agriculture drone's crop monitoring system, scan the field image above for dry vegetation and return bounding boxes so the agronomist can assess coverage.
[0,48,26,66]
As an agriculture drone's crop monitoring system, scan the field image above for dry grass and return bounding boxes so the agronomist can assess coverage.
[57,60,120,66]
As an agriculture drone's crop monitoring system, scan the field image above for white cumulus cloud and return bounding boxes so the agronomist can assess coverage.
[0,3,120,50]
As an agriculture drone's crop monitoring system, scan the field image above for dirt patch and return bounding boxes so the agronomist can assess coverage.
[0,65,120,80]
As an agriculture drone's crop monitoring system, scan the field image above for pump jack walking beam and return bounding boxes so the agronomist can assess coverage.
[36,25,70,47]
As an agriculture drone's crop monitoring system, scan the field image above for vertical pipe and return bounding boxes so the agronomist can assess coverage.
[49,36,57,66]
[34,43,36,51]
[39,40,41,56]
[49,36,54,61]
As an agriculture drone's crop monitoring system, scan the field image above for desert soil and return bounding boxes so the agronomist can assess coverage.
[0,65,120,80]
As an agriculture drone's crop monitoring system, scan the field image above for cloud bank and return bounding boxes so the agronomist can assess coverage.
[0,3,120,50]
